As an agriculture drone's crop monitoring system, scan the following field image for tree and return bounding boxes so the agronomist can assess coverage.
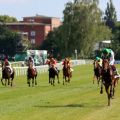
[104,0,117,32]
[61,0,111,58]
[0,15,17,23]
[0,24,21,56]
[41,0,111,59]
[112,22,120,59]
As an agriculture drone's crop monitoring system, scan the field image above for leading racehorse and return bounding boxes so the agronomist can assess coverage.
[100,59,116,106]
[1,63,15,87]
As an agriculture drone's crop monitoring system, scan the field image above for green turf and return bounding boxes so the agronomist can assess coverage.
[0,64,120,120]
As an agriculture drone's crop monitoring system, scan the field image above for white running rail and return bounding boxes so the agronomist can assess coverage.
[0,60,92,77]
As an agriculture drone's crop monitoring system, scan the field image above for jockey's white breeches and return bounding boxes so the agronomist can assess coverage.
[109,50,115,65]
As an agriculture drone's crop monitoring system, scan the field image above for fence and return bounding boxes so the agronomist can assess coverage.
[0,59,92,77]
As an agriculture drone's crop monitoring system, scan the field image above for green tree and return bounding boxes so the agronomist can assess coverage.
[0,15,17,23]
[61,0,111,58]
[41,0,111,59]
[104,0,117,32]
[112,22,120,59]
[0,24,20,56]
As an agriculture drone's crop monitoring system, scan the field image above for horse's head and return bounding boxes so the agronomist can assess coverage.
[102,59,110,70]
[28,68,37,78]
[94,60,99,69]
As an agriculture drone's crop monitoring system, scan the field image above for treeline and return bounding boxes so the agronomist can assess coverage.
[0,15,30,57]
[40,0,120,59]
[0,0,120,59]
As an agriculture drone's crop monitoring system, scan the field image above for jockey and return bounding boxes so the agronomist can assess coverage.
[62,58,73,72]
[4,58,13,74]
[46,57,59,73]
[94,56,102,67]
[101,48,119,75]
[28,56,35,70]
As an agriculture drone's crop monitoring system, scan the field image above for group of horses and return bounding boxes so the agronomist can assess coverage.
[48,64,72,86]
[0,63,72,87]
[93,59,119,106]
[1,59,119,106]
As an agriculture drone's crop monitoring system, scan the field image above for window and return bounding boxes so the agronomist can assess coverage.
[30,31,36,36]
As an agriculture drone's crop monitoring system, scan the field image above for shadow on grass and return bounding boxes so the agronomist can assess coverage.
[33,102,105,108]
[34,104,85,108]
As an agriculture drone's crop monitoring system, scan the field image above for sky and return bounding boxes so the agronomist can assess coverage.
[0,0,120,21]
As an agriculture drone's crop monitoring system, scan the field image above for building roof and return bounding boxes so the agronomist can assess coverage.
[5,22,51,26]
[23,14,60,19]
[101,40,111,44]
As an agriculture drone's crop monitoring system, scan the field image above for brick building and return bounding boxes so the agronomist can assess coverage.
[6,15,61,46]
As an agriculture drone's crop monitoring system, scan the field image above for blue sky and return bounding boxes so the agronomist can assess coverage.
[0,0,120,21]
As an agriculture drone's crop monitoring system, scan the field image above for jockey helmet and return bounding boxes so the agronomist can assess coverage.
[29,56,32,60]
[4,58,8,62]
[95,57,100,61]
[102,48,109,54]
[65,58,68,61]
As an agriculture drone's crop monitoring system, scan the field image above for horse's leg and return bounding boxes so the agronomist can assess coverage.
[53,78,55,86]
[105,85,111,106]
[57,74,60,84]
[49,75,51,84]
[10,78,13,87]
[5,79,7,86]
[100,80,103,94]
[50,78,52,85]
[110,83,113,98]
[8,78,10,85]
[32,78,34,87]
[28,79,30,87]
[98,77,101,86]
[93,75,95,84]
[68,76,70,83]
[63,76,65,85]
[35,76,37,85]
[1,78,4,86]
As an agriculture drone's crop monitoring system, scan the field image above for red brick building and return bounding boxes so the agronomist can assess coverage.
[6,15,61,45]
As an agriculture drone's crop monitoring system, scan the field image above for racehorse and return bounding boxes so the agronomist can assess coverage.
[49,67,60,86]
[63,63,72,85]
[100,59,115,106]
[27,67,37,87]
[93,60,102,85]
[1,64,15,87]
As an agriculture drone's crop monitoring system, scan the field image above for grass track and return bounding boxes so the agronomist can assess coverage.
[0,64,120,120]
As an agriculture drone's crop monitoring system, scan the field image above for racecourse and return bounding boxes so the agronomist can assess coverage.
[0,64,120,120]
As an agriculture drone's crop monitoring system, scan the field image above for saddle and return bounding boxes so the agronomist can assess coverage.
[4,66,13,75]
[28,67,37,76]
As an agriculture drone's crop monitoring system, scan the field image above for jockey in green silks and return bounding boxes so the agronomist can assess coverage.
[101,48,115,65]
[95,56,102,67]
[101,48,119,76]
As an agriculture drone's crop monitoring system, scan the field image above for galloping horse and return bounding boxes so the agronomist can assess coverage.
[27,65,37,87]
[63,63,72,85]
[49,66,60,86]
[1,63,15,87]
[100,59,115,106]
[93,60,102,85]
